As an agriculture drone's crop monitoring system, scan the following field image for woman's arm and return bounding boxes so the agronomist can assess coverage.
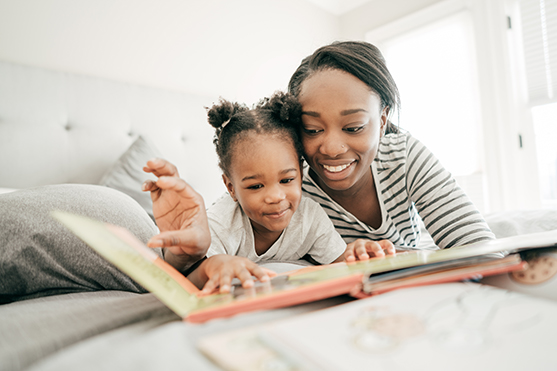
[405,135,495,248]
[337,239,396,262]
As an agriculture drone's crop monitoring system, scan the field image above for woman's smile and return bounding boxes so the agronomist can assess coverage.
[320,161,356,182]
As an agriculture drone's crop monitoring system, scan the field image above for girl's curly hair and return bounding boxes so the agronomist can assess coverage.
[206,91,303,176]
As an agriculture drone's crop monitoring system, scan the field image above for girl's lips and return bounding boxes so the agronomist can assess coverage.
[264,208,289,219]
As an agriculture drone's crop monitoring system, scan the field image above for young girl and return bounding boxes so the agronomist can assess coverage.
[205,92,362,264]
[143,92,395,291]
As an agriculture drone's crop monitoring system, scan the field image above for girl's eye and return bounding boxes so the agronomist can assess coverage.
[280,178,295,184]
[345,125,365,133]
[247,184,263,190]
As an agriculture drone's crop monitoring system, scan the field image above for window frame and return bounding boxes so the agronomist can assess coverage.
[366,0,542,212]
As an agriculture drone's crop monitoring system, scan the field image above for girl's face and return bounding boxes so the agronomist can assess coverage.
[223,133,302,236]
[298,69,388,194]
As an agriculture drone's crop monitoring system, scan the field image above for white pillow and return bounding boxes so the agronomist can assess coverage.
[100,136,162,220]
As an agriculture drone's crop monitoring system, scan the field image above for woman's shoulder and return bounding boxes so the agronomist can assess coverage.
[375,130,411,169]
[376,130,432,168]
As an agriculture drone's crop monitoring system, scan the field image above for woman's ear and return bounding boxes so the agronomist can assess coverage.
[380,106,390,136]
[222,174,237,201]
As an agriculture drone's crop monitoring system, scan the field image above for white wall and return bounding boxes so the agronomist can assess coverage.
[339,0,443,40]
[0,0,339,105]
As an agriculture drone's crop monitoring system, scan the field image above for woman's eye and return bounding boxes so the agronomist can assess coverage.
[280,178,295,184]
[247,184,262,190]
[345,125,365,133]
[302,127,322,135]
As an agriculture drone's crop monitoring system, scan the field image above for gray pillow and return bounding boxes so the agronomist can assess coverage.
[99,136,162,221]
[0,184,161,303]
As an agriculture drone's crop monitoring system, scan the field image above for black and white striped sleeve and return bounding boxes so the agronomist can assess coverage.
[405,135,495,248]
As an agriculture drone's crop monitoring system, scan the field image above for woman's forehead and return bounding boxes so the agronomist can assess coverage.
[298,70,381,111]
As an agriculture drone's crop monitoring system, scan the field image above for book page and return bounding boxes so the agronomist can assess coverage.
[200,282,557,371]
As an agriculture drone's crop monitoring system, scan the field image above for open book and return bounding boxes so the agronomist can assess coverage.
[52,211,557,323]
[198,282,557,371]
[52,211,365,323]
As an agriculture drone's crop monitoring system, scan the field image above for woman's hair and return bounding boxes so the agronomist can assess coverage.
[288,41,400,133]
[207,91,304,176]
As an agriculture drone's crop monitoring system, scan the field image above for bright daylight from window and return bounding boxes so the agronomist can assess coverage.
[379,11,482,178]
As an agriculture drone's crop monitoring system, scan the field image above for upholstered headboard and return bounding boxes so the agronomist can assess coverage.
[0,60,225,205]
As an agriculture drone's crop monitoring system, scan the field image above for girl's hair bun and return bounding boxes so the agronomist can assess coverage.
[258,91,302,124]
[207,98,248,129]
[205,92,303,177]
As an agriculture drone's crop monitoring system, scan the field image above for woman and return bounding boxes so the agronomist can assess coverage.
[288,41,495,250]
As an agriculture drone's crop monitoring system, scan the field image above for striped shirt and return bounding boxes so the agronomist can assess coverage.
[302,131,495,250]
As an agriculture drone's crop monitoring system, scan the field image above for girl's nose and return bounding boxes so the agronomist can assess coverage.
[265,184,286,204]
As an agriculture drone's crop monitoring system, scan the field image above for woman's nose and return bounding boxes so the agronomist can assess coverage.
[319,132,347,158]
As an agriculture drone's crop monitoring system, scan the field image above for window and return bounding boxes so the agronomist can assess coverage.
[531,103,557,203]
[367,7,486,212]
[512,0,557,207]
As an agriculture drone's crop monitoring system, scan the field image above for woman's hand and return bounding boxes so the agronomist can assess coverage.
[188,255,277,295]
[342,239,396,262]
[142,158,211,271]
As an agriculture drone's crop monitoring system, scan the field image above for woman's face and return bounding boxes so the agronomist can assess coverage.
[298,69,387,194]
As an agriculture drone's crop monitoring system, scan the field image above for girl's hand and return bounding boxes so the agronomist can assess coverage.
[142,158,211,271]
[190,255,277,295]
[343,239,396,262]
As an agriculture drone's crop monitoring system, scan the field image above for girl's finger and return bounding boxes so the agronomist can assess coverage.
[218,271,233,293]
[141,179,158,192]
[235,267,255,289]
[200,274,220,296]
[154,176,202,202]
[146,231,200,254]
[145,158,180,177]
[259,267,278,279]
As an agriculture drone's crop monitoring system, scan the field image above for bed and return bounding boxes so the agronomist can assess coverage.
[1,61,557,371]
